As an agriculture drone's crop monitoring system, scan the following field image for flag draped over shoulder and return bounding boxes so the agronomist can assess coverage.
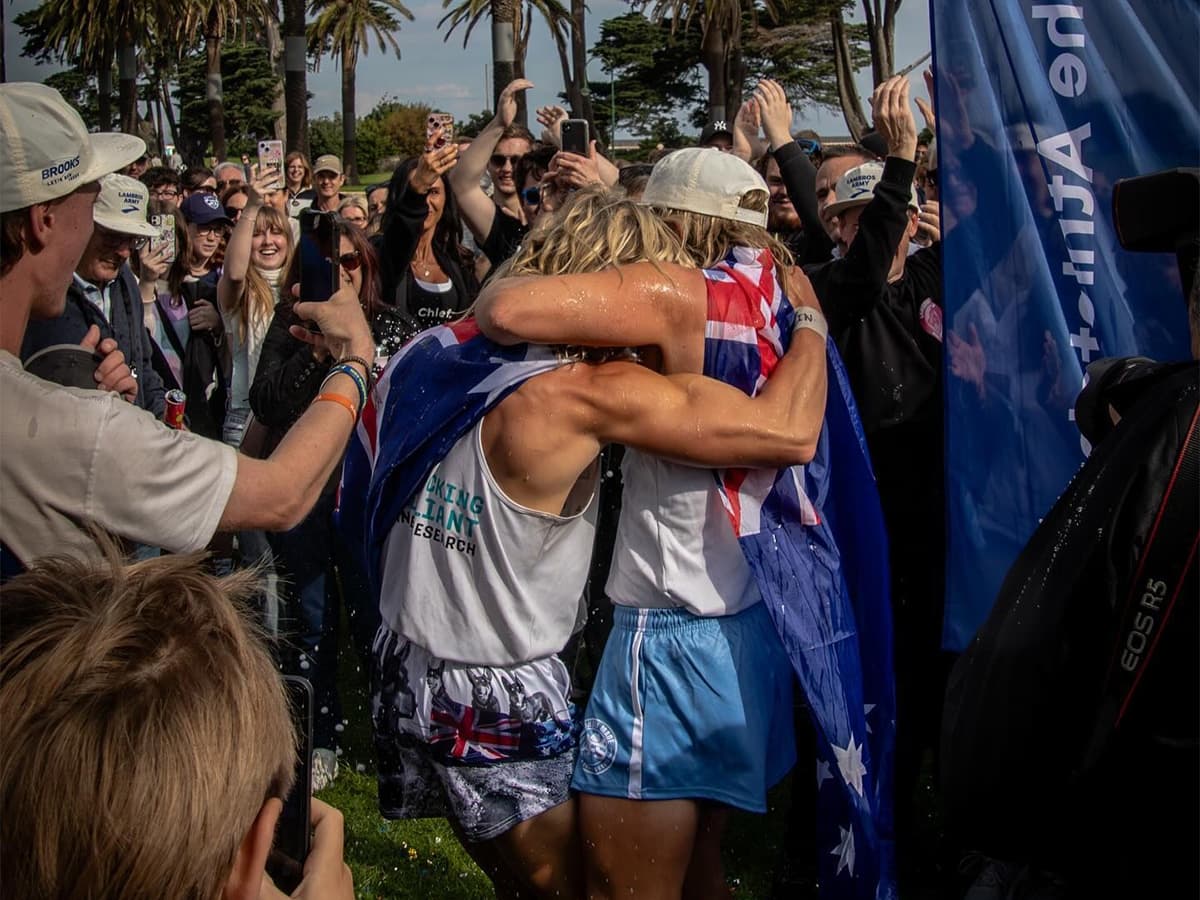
[705,248,896,900]
[337,318,562,594]
[338,250,896,899]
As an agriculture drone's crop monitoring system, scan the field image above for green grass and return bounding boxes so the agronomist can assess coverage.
[344,172,392,194]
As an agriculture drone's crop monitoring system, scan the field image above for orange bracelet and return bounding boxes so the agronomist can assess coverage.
[314,392,359,423]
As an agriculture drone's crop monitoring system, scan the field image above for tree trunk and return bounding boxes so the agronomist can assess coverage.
[861,0,896,85]
[266,13,287,142]
[117,32,138,136]
[490,0,525,126]
[341,47,357,182]
[283,0,309,155]
[723,17,744,122]
[153,91,165,156]
[569,0,595,128]
[831,12,869,140]
[159,79,180,155]
[97,61,114,132]
[700,23,727,124]
[205,10,227,163]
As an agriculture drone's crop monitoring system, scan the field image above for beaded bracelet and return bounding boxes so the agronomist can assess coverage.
[321,363,367,411]
[315,392,358,423]
[336,355,374,388]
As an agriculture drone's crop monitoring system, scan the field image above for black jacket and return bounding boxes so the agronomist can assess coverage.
[23,265,167,416]
[771,140,836,266]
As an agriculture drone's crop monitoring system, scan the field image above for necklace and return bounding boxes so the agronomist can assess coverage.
[411,256,435,279]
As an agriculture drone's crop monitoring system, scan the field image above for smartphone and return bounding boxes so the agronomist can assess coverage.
[561,118,589,156]
[149,213,176,264]
[426,112,454,149]
[266,675,314,893]
[298,208,341,304]
[258,139,285,188]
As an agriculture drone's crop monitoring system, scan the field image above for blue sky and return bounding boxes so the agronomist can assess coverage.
[6,0,931,140]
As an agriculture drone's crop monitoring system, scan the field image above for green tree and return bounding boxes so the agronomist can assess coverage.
[40,67,118,131]
[832,0,907,138]
[307,0,413,182]
[457,109,496,138]
[588,12,704,142]
[308,114,345,160]
[354,98,434,171]
[175,42,282,162]
[438,0,571,127]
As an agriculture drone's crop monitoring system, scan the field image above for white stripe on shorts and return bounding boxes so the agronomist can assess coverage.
[627,609,649,799]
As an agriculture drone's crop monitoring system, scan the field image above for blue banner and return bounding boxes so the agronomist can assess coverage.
[931,1,1198,651]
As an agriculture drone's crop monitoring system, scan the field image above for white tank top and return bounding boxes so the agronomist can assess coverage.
[605,449,761,617]
[379,419,599,666]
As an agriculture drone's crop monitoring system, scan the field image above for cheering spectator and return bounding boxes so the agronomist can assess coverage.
[311,155,347,213]
[448,78,535,269]
[214,160,246,193]
[182,166,218,199]
[284,150,315,213]
[222,183,251,227]
[365,183,388,234]
[376,135,478,331]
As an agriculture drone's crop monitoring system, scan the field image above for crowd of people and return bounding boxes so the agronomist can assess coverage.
[6,56,1187,899]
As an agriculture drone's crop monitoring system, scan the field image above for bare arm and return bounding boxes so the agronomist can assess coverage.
[217,198,262,312]
[218,285,375,532]
[448,78,531,242]
[578,267,827,467]
[474,261,707,371]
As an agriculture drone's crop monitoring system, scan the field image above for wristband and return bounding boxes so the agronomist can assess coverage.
[335,355,374,388]
[791,307,828,342]
[321,363,367,411]
[315,392,358,423]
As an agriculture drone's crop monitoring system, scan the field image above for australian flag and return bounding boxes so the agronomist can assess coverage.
[340,251,896,899]
[705,248,896,900]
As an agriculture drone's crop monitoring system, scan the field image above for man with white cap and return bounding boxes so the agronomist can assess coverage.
[22,173,167,415]
[0,84,376,613]
[475,148,829,898]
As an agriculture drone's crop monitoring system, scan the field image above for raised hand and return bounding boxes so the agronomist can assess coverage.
[536,104,568,148]
[411,130,459,194]
[870,75,918,162]
[496,78,534,129]
[753,79,794,151]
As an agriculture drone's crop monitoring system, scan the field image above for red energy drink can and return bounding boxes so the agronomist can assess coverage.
[164,389,186,430]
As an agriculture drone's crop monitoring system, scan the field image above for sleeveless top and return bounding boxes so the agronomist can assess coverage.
[605,268,764,618]
[380,418,599,666]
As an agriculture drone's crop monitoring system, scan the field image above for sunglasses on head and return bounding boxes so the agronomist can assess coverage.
[489,153,523,168]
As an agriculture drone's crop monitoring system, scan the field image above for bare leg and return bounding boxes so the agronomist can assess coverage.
[452,797,583,899]
[579,793,701,900]
[682,803,733,900]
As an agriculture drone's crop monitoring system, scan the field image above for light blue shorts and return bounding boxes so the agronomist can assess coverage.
[571,602,795,812]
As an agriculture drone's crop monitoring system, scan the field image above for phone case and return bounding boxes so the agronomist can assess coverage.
[149,214,176,264]
[426,112,454,149]
[258,140,285,186]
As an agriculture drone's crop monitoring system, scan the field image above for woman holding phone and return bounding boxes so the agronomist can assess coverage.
[375,125,478,332]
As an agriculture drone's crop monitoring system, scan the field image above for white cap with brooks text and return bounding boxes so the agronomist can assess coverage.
[0,82,146,214]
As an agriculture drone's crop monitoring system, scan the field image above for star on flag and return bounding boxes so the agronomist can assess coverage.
[832,734,867,796]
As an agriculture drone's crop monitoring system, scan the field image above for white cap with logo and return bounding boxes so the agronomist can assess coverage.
[0,82,147,214]
[824,161,918,218]
[93,174,158,237]
[640,147,769,227]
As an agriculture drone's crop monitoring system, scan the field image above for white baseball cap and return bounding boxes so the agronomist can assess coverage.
[0,82,147,214]
[93,174,158,238]
[641,147,769,227]
[824,161,918,218]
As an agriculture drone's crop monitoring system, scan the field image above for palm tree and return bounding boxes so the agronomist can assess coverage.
[173,0,267,163]
[644,0,777,123]
[308,0,413,182]
[283,0,310,154]
[438,0,571,127]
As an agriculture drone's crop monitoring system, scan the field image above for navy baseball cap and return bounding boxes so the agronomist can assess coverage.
[180,191,232,227]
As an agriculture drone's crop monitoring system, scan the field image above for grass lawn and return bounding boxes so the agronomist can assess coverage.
[344,172,392,194]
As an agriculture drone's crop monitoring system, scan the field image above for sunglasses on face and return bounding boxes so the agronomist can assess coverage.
[520,186,541,206]
[489,153,523,169]
[337,250,362,271]
[225,206,244,219]
[96,225,146,251]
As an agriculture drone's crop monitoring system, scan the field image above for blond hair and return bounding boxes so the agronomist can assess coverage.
[0,540,295,900]
[495,183,695,279]
[652,189,795,270]
[229,204,293,344]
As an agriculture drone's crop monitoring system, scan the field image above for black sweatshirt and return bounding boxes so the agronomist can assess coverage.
[771,140,835,265]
